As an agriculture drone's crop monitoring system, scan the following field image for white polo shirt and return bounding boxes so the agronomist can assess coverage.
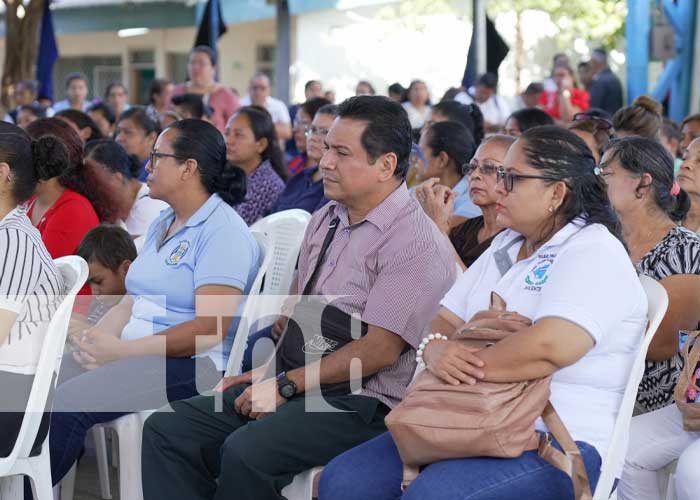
[239,95,291,124]
[441,219,647,467]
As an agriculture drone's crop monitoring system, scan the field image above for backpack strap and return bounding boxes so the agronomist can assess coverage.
[539,401,593,500]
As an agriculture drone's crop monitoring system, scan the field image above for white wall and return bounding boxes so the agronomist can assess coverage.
[292,6,471,104]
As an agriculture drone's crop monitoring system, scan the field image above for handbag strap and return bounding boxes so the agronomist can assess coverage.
[301,216,340,296]
[539,401,593,500]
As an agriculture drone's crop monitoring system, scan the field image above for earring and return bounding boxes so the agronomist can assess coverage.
[6,174,11,183]
[635,192,644,199]
[548,206,554,213]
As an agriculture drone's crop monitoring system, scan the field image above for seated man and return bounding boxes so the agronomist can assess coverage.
[141,96,457,500]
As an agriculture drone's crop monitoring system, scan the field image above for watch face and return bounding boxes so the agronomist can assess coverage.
[280,383,295,399]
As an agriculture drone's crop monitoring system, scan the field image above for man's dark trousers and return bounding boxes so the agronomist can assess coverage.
[141,384,389,500]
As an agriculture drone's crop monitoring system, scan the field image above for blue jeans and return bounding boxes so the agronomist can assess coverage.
[318,431,602,500]
[48,354,220,485]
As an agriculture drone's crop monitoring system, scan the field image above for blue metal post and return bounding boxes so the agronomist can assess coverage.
[626,0,651,104]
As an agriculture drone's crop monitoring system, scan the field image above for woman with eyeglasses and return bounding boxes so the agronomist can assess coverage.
[287,97,331,177]
[601,137,700,500]
[448,135,515,268]
[414,121,480,224]
[271,103,337,215]
[319,126,647,500]
[46,119,261,488]
[172,45,239,132]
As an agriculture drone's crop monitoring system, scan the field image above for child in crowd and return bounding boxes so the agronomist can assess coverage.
[70,225,137,334]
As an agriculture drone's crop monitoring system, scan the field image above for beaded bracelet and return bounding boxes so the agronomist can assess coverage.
[416,333,447,369]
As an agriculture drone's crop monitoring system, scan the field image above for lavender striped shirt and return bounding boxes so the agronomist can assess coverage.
[297,183,456,408]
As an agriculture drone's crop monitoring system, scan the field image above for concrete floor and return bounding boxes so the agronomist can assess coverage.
[71,456,120,500]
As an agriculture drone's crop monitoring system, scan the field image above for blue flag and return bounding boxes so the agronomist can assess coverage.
[36,0,59,101]
[194,0,227,60]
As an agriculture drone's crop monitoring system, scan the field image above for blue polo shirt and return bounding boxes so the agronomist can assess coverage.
[121,193,260,371]
[452,176,482,219]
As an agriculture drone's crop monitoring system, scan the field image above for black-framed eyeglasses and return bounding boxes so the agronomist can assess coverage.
[573,112,613,131]
[149,151,185,167]
[496,168,561,193]
[463,159,501,177]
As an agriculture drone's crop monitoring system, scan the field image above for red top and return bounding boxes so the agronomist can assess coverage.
[173,83,240,132]
[539,89,590,120]
[27,189,99,301]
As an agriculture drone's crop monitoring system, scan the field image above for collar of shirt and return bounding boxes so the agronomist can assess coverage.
[326,182,411,232]
[492,217,586,274]
[153,193,224,249]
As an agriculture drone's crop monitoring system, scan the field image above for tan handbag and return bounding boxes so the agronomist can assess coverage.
[674,330,700,431]
[385,293,593,499]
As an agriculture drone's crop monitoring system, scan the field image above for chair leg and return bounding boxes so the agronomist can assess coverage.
[116,423,144,500]
[0,475,24,499]
[92,427,112,499]
[28,452,55,500]
[665,472,676,500]
[59,462,77,500]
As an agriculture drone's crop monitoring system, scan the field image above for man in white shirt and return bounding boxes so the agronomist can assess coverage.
[52,72,91,113]
[455,73,511,133]
[239,73,292,141]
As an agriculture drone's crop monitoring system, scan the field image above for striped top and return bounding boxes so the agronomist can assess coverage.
[0,206,65,375]
[296,183,456,408]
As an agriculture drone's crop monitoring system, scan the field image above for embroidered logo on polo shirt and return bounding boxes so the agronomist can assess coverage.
[166,240,190,266]
[302,334,339,355]
[525,258,553,289]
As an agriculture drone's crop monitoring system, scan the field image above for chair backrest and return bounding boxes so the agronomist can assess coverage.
[0,256,88,473]
[592,275,668,500]
[224,210,310,376]
[249,209,311,296]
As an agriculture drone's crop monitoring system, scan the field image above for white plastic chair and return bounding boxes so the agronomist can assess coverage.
[593,275,669,500]
[0,256,88,500]
[61,209,311,500]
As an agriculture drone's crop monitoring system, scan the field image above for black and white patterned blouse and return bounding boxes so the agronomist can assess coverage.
[636,226,700,412]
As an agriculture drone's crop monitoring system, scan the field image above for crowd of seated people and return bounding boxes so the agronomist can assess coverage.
[1,50,699,500]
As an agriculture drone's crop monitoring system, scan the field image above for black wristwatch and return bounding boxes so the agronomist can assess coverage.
[276,371,297,399]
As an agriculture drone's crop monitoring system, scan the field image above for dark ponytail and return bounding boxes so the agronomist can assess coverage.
[603,136,689,222]
[519,126,624,245]
[424,121,477,176]
[32,135,70,182]
[168,119,247,206]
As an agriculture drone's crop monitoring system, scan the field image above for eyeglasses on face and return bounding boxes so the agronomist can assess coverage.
[305,126,330,138]
[496,168,561,192]
[463,159,501,177]
[149,151,185,167]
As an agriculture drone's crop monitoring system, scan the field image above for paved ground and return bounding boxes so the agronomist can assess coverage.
[72,455,120,500]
